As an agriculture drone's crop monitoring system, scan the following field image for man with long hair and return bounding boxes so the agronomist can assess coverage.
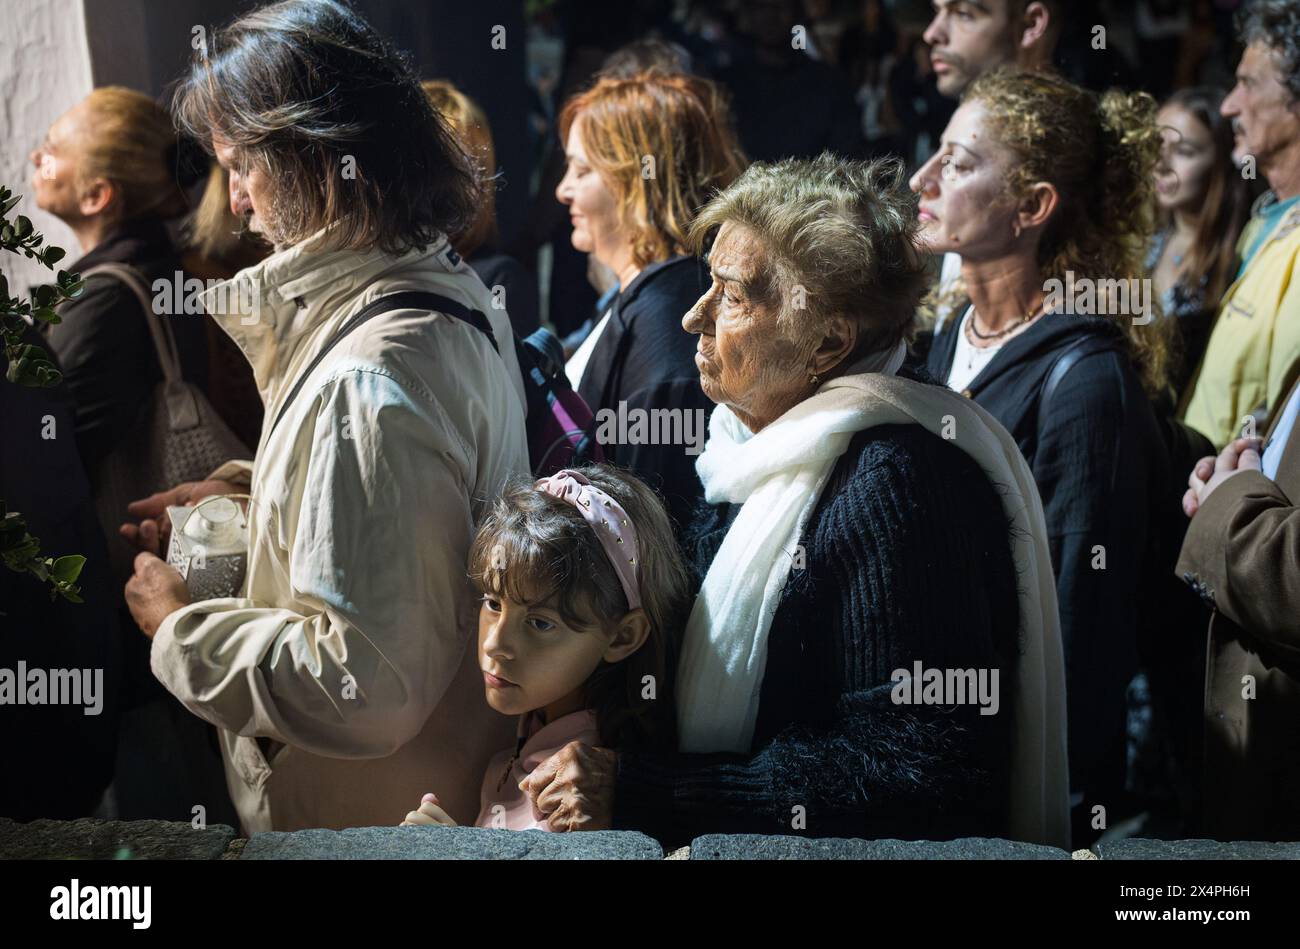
[120,0,529,832]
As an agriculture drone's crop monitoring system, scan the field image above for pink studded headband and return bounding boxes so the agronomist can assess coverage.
[534,469,642,612]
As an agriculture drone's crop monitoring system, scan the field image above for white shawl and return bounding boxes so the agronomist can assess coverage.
[675,359,1070,848]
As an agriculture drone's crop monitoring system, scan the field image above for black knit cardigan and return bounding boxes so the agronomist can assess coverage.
[613,368,1022,849]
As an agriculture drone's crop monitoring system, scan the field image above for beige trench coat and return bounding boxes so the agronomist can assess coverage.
[150,234,528,832]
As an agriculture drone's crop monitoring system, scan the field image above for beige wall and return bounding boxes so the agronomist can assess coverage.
[0,0,92,295]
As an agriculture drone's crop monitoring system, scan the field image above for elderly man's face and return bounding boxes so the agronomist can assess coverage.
[683,222,811,433]
[1221,42,1300,181]
[212,132,282,246]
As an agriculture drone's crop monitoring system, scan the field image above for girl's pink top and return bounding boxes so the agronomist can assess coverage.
[474,709,600,831]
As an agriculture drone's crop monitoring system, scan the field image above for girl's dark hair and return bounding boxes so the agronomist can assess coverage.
[468,465,692,751]
[1160,87,1253,311]
[171,0,479,255]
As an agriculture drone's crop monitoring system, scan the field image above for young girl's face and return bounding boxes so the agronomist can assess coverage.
[476,592,614,721]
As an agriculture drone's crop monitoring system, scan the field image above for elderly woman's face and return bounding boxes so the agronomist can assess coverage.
[683,223,811,432]
[909,101,1019,260]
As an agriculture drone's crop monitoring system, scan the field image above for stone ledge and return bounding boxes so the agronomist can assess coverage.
[239,825,664,860]
[689,835,1070,860]
[0,817,236,860]
[3,818,1295,860]
[1091,838,1300,860]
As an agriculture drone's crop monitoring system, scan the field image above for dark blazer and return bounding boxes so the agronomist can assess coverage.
[928,313,1166,810]
[614,365,1020,849]
[576,255,714,532]
[41,219,208,479]
[1176,371,1300,840]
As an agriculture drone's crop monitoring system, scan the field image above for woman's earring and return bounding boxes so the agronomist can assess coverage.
[809,372,820,387]
[1012,222,1022,239]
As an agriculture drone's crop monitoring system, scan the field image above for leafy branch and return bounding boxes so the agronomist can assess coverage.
[0,503,84,603]
[1,185,85,386]
[0,185,86,602]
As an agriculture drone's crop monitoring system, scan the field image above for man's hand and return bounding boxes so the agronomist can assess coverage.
[125,552,191,639]
[1183,437,1263,517]
[400,792,458,827]
[520,741,617,832]
[120,479,245,556]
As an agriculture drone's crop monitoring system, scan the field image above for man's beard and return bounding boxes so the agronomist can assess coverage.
[935,51,974,97]
[240,209,285,251]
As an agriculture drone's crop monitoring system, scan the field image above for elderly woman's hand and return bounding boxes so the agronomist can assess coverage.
[520,741,618,832]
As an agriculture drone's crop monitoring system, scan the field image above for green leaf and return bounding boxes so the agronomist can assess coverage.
[41,246,65,266]
[60,590,84,605]
[0,194,19,216]
[50,555,85,584]
[13,216,31,238]
[32,284,55,307]
[33,306,58,324]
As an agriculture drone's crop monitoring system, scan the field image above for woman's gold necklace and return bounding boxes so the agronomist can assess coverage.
[966,299,1046,343]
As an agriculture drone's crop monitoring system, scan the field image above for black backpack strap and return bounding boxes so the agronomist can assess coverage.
[1040,334,1118,412]
[268,290,498,436]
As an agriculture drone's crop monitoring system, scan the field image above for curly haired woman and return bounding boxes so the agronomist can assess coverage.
[914,68,1176,846]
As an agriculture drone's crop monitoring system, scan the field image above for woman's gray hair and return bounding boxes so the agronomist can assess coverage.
[171,0,479,255]
[686,154,930,354]
[1239,0,1300,103]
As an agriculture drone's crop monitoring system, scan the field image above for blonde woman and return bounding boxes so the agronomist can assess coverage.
[31,86,210,482]
[28,85,230,825]
[556,68,746,530]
